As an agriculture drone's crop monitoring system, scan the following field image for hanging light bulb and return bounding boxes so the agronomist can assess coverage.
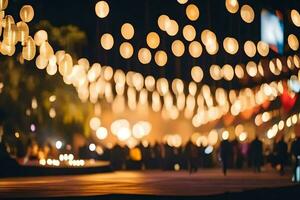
[288,34,299,51]
[240,5,255,23]
[291,9,300,27]
[171,40,185,57]
[19,5,34,23]
[36,55,48,69]
[186,4,200,21]
[189,41,202,58]
[34,30,48,46]
[0,0,8,11]
[146,32,160,49]
[100,33,114,50]
[121,23,134,40]
[223,37,239,55]
[166,20,179,36]
[138,48,152,64]
[119,42,134,59]
[40,41,54,59]
[191,66,203,83]
[58,53,73,76]
[16,21,29,45]
[22,36,36,61]
[183,25,196,41]
[177,0,188,4]
[225,0,239,14]
[154,50,168,67]
[95,1,109,18]
[257,41,269,57]
[158,15,170,31]
[244,40,256,57]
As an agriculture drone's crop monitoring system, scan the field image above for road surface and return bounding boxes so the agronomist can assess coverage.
[0,169,294,198]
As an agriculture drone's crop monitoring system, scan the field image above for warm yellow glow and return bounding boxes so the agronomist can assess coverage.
[225,0,239,14]
[171,40,185,57]
[165,134,182,148]
[210,64,222,80]
[244,40,256,57]
[291,9,300,27]
[40,41,54,59]
[166,20,179,36]
[132,121,151,139]
[119,42,134,59]
[146,32,160,49]
[223,37,239,55]
[20,5,34,23]
[121,23,134,40]
[240,5,255,23]
[36,55,48,69]
[95,1,109,18]
[46,62,57,76]
[257,41,269,57]
[154,50,168,67]
[235,124,244,136]
[235,64,244,79]
[96,127,108,140]
[246,61,257,77]
[208,130,218,146]
[49,108,56,118]
[239,132,247,141]
[90,117,101,131]
[100,33,114,50]
[222,64,234,81]
[191,66,203,83]
[183,25,196,41]
[288,34,299,51]
[15,132,20,139]
[186,4,200,21]
[222,130,229,140]
[189,41,202,58]
[111,119,130,135]
[22,36,36,61]
[145,76,155,91]
[177,0,188,4]
[138,48,151,64]
[117,127,131,141]
[0,0,8,11]
[49,95,56,102]
[17,22,29,44]
[58,53,73,76]
[189,82,197,96]
[158,15,170,32]
[34,30,48,46]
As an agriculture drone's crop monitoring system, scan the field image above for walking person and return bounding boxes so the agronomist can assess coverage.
[274,138,288,176]
[185,140,198,174]
[220,138,232,176]
[249,136,263,172]
[291,136,300,182]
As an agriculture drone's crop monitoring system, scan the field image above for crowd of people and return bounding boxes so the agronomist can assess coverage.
[79,136,300,179]
[1,134,300,181]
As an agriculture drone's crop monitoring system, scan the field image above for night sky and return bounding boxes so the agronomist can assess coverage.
[6,0,300,89]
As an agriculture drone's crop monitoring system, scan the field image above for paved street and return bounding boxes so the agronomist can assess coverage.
[0,169,294,198]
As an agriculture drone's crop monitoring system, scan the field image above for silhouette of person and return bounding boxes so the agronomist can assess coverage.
[274,138,288,176]
[185,140,198,174]
[291,136,300,182]
[0,142,20,177]
[250,136,263,172]
[220,139,232,176]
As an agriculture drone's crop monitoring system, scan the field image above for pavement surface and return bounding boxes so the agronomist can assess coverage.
[0,169,294,199]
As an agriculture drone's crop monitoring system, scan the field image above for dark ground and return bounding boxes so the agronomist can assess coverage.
[0,169,299,200]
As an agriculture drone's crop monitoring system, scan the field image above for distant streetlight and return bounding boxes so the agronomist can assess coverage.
[55,140,63,150]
